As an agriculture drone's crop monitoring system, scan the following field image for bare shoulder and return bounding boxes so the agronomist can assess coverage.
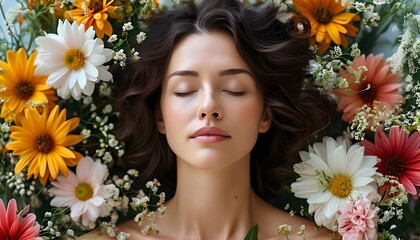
[251,196,337,240]
[77,222,163,240]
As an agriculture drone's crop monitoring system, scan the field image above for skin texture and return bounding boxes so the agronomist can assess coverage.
[81,32,335,240]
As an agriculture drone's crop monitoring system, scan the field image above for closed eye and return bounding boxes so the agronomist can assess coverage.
[223,90,246,96]
[174,91,196,98]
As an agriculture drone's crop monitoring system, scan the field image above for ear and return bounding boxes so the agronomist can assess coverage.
[156,107,166,134]
[259,106,272,133]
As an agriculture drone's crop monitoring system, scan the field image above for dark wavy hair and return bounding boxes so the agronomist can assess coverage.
[116,0,334,199]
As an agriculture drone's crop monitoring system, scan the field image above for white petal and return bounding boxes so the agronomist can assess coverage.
[81,81,95,96]
[308,153,333,176]
[83,61,99,79]
[308,192,332,204]
[83,26,96,42]
[82,40,96,57]
[87,53,106,66]
[57,81,72,99]
[323,196,340,218]
[46,68,70,87]
[346,146,364,174]
[57,20,64,36]
[352,177,375,187]
[35,37,66,56]
[329,145,347,173]
[77,69,87,89]
[101,48,114,62]
[97,65,112,82]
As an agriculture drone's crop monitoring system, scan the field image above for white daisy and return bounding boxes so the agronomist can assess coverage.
[291,137,378,230]
[34,20,113,100]
[49,156,114,228]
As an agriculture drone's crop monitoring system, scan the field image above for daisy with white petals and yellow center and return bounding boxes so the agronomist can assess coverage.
[34,19,113,100]
[49,156,115,228]
[291,137,378,230]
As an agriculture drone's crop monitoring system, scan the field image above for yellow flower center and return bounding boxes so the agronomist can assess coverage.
[35,134,55,153]
[75,182,94,201]
[15,80,35,100]
[329,175,352,198]
[315,7,333,24]
[384,157,405,178]
[64,49,84,69]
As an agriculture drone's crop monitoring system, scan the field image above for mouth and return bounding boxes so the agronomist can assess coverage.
[191,127,231,143]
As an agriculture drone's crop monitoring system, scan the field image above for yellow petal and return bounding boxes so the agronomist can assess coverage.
[332,12,358,25]
[14,150,38,174]
[326,22,341,45]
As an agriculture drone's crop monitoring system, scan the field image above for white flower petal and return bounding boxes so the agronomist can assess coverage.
[329,145,347,173]
[83,61,99,79]
[97,65,112,82]
[86,53,106,66]
[46,68,70,87]
[81,81,95,96]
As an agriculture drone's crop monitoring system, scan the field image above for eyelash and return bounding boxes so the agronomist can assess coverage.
[174,91,246,98]
[174,92,193,98]
[224,91,246,96]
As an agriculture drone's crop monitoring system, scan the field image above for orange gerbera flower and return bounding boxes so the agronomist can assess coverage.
[66,0,120,38]
[293,0,360,52]
[334,54,403,123]
[6,105,84,185]
[0,48,57,123]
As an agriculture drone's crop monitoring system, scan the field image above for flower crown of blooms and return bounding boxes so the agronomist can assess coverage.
[0,0,419,239]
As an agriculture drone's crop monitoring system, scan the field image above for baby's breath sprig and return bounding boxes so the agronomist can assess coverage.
[130,178,166,235]
[277,224,292,239]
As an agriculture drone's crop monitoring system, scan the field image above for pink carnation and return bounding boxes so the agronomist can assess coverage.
[337,197,379,240]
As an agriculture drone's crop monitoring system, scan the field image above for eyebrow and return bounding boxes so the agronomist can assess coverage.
[168,68,254,78]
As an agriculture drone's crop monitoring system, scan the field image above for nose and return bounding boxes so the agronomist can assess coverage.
[197,92,223,120]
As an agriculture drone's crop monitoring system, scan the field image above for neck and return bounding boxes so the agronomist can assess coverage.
[167,156,255,239]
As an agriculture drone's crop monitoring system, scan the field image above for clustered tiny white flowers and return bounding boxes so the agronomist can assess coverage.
[130,179,166,235]
[114,49,127,67]
[136,32,147,44]
[117,232,130,240]
[305,46,348,92]
[122,22,134,32]
[277,224,292,237]
[297,224,306,238]
[108,34,118,43]
[4,3,31,30]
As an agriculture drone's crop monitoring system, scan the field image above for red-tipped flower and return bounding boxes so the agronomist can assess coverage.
[0,199,42,240]
[362,127,420,196]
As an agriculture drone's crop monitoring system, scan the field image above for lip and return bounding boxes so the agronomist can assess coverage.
[191,127,231,143]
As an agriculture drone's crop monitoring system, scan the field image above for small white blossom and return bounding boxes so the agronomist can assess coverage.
[136,32,147,44]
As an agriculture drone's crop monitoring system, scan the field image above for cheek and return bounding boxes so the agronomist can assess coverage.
[230,100,264,126]
[161,99,195,134]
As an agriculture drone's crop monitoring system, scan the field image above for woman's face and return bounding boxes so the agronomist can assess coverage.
[159,31,271,171]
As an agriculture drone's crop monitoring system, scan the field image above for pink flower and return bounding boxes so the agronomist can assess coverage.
[334,54,403,123]
[361,126,420,196]
[0,199,42,240]
[49,156,113,227]
[337,197,379,240]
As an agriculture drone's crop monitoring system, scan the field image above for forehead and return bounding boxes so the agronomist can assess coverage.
[166,31,251,74]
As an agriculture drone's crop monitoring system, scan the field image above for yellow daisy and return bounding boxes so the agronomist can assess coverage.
[293,0,360,51]
[66,0,120,38]
[0,48,57,123]
[6,105,84,185]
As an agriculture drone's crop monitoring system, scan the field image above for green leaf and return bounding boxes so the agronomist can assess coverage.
[244,224,258,240]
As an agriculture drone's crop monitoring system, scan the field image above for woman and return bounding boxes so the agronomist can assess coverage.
[87,0,335,238]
